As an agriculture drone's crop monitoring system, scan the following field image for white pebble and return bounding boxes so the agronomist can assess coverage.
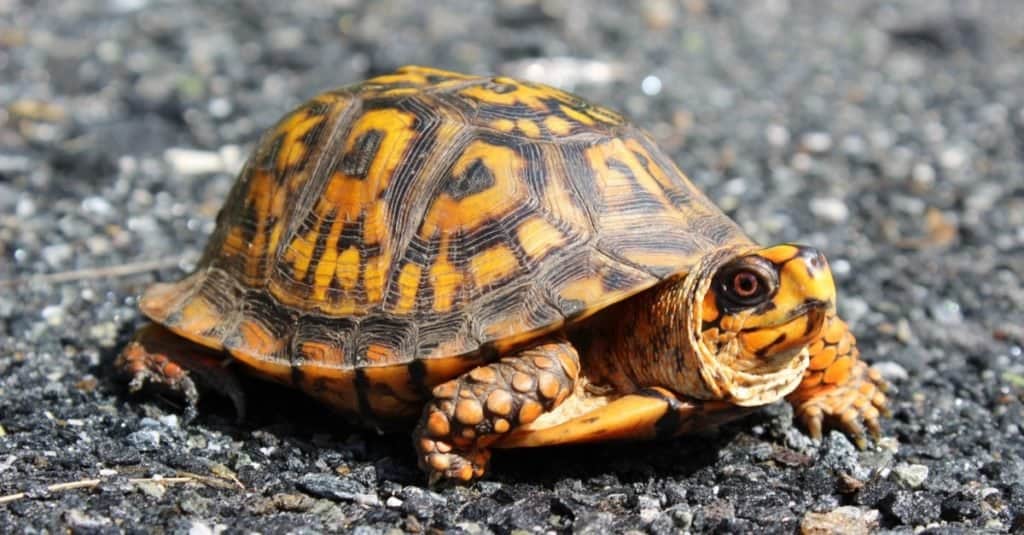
[871,361,909,382]
[809,197,849,223]
[641,75,662,96]
[892,463,929,488]
[802,131,833,153]
[164,147,227,176]
[765,124,790,147]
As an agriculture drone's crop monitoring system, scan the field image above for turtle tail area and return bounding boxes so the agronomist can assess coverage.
[138,268,242,353]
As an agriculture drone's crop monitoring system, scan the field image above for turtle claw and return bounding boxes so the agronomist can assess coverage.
[791,362,889,449]
[116,323,247,423]
[417,437,490,485]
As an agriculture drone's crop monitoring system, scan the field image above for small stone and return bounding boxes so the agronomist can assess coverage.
[386,496,403,508]
[802,132,833,153]
[41,305,65,326]
[870,361,909,382]
[819,431,870,481]
[81,196,114,216]
[939,147,966,169]
[573,512,615,535]
[809,197,849,223]
[126,429,161,451]
[892,463,929,488]
[883,490,941,525]
[765,124,790,147]
[800,506,879,535]
[64,509,112,530]
[164,147,228,176]
[297,473,370,503]
[40,243,74,268]
[929,299,963,325]
[135,480,167,499]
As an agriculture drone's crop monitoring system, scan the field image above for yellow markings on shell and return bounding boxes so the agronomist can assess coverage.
[365,343,396,363]
[537,144,591,235]
[282,226,318,282]
[394,262,423,313]
[491,118,516,132]
[470,243,519,288]
[227,320,290,382]
[335,246,360,291]
[174,296,222,339]
[275,111,324,172]
[245,170,278,280]
[516,119,541,138]
[312,218,345,302]
[516,216,565,260]
[363,257,386,303]
[420,140,524,236]
[583,103,624,125]
[430,235,463,313]
[557,276,605,304]
[299,341,345,367]
[622,138,692,206]
[459,80,551,110]
[589,139,672,207]
[544,115,572,136]
[559,104,595,126]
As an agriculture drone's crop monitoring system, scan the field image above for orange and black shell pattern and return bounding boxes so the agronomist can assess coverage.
[138,66,750,423]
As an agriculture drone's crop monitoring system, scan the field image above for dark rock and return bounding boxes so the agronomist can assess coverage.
[881,490,941,526]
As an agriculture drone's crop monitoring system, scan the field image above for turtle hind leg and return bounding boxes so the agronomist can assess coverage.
[115,323,246,423]
[413,336,580,484]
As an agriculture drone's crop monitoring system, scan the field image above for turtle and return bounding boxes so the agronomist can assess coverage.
[116,65,889,483]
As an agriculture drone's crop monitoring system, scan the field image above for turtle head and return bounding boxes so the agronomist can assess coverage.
[687,244,835,406]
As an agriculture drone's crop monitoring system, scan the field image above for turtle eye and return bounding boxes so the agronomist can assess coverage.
[732,271,761,298]
[717,265,774,308]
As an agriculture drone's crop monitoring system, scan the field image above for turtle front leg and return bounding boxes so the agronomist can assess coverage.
[115,323,246,422]
[413,337,580,484]
[786,312,890,448]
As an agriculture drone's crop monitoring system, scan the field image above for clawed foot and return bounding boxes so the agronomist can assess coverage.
[791,362,890,448]
[115,323,246,422]
[416,434,491,485]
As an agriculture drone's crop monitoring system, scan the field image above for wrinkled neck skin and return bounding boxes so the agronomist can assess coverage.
[577,247,810,407]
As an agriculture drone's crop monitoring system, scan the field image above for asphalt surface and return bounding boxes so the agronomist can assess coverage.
[2,0,1024,533]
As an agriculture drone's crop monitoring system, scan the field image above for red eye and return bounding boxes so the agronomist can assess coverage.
[717,265,773,309]
[733,271,760,297]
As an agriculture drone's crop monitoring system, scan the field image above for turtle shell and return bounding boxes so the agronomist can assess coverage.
[139,66,751,420]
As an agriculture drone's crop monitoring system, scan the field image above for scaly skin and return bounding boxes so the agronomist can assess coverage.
[787,312,890,447]
[115,323,246,422]
[412,338,580,483]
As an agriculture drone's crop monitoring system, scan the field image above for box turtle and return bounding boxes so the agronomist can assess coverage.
[117,66,889,483]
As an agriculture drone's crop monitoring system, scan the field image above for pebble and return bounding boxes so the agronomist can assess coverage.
[809,197,850,223]
[930,299,963,325]
[40,243,74,268]
[871,361,909,382]
[802,132,833,153]
[297,473,376,504]
[800,506,879,535]
[164,148,230,176]
[126,429,161,451]
[892,463,929,488]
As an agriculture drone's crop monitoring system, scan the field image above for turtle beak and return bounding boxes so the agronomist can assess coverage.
[789,246,836,313]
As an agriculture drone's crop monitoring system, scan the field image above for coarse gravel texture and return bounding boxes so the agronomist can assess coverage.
[2,0,1023,533]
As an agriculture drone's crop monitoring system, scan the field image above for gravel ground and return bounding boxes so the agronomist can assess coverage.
[2,0,1024,532]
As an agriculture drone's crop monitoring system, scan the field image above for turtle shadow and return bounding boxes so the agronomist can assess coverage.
[486,425,746,487]
[99,330,771,488]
